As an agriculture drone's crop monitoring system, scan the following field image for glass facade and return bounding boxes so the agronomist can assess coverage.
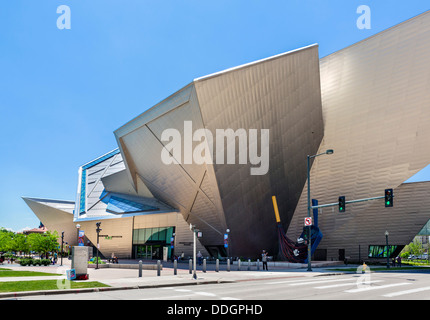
[106,195,158,214]
[368,245,398,258]
[78,149,120,215]
[132,226,175,259]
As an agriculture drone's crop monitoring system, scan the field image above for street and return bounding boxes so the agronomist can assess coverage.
[12,270,430,300]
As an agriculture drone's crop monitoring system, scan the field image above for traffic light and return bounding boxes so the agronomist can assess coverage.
[385,189,393,207]
[339,196,346,212]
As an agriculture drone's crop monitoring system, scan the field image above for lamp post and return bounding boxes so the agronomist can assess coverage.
[385,230,390,269]
[96,222,102,270]
[61,231,64,266]
[307,149,334,271]
[76,224,81,246]
[189,224,197,279]
[226,228,230,260]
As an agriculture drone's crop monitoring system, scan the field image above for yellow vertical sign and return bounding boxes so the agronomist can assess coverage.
[272,196,281,223]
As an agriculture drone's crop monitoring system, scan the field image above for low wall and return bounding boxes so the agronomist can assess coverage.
[88,263,161,270]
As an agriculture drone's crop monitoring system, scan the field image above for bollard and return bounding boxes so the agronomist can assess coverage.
[238,259,241,271]
[248,259,251,271]
[157,260,161,276]
[139,260,142,278]
[227,258,230,272]
[203,259,206,273]
[189,259,192,274]
[215,259,219,272]
[174,260,177,275]
[257,259,260,271]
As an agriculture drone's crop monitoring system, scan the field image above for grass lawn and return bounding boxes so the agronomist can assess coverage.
[0,270,61,277]
[0,280,110,293]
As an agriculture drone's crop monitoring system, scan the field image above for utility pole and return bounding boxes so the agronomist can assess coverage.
[61,231,64,266]
[96,222,102,270]
[307,149,334,271]
[190,224,197,280]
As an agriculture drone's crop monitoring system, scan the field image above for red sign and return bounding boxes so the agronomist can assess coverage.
[304,217,312,226]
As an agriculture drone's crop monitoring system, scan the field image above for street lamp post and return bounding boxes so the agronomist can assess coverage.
[190,224,197,280]
[385,230,390,269]
[61,231,64,266]
[226,228,230,260]
[307,149,334,272]
[76,224,81,246]
[96,222,102,270]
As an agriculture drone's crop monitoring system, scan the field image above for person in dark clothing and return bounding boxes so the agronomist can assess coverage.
[262,250,268,271]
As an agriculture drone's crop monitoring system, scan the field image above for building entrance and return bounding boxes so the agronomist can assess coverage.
[134,244,164,260]
[132,226,175,260]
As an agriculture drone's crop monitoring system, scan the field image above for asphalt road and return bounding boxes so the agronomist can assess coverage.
[13,271,430,300]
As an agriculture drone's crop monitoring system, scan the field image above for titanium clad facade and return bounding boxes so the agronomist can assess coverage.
[287,10,430,261]
[22,198,77,247]
[193,44,324,256]
[115,44,324,257]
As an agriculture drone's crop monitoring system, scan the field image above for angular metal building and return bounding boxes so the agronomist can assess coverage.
[287,10,430,261]
[114,43,323,258]
[24,10,430,262]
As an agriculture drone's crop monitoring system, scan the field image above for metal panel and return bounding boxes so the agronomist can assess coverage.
[195,44,324,256]
[288,10,430,261]
[116,86,228,246]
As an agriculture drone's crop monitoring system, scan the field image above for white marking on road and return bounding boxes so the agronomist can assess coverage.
[289,278,359,286]
[382,286,430,298]
[221,297,241,300]
[315,280,383,289]
[194,291,217,297]
[266,277,345,285]
[142,294,196,300]
[174,289,192,292]
[345,282,411,293]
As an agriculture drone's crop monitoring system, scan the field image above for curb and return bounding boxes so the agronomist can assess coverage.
[0,279,234,299]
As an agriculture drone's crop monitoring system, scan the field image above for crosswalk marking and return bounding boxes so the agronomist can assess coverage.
[382,286,430,298]
[289,278,359,286]
[315,280,383,289]
[194,291,217,297]
[344,282,411,293]
[266,277,333,285]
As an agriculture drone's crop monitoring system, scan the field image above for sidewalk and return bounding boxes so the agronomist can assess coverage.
[0,259,344,299]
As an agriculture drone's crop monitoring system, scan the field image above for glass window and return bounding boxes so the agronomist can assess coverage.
[150,227,160,241]
[133,229,139,244]
[133,227,175,245]
[158,227,167,242]
[368,245,397,258]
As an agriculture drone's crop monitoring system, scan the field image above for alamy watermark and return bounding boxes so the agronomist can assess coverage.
[57,5,71,30]
[161,121,270,176]
[357,5,371,30]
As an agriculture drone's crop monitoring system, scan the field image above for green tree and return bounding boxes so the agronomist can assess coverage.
[12,233,29,255]
[27,231,59,258]
[401,238,424,258]
[0,228,14,252]
[409,238,425,256]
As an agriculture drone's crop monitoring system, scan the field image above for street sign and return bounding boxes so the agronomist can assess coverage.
[304,217,312,226]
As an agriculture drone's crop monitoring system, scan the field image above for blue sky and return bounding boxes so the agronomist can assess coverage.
[1,1,429,232]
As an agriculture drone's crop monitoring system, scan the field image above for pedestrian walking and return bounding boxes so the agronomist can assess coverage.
[197,251,203,265]
[262,250,268,271]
